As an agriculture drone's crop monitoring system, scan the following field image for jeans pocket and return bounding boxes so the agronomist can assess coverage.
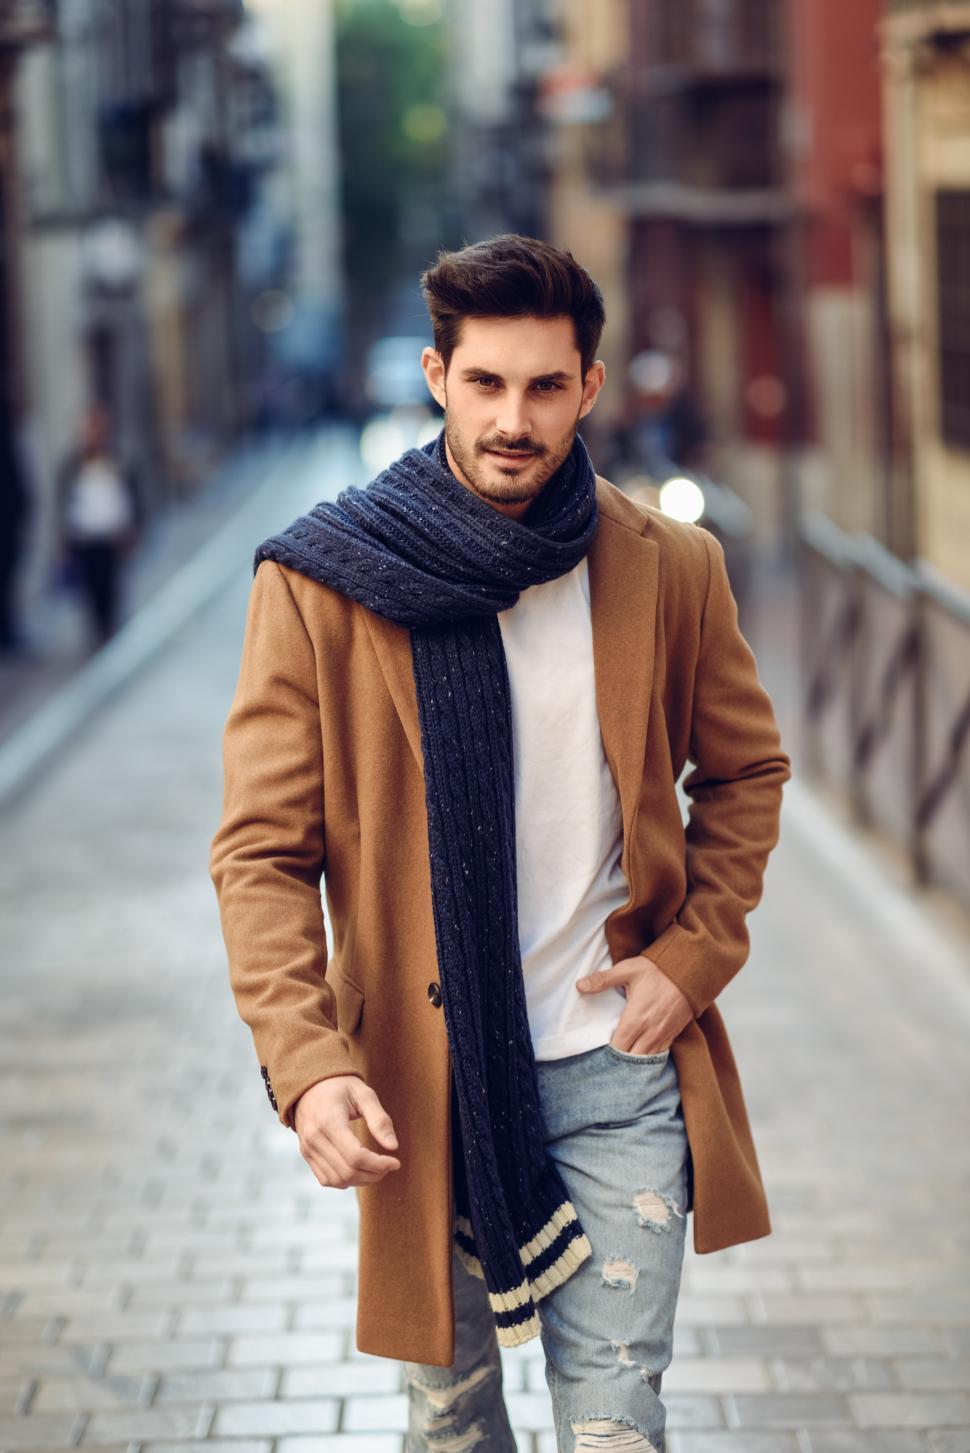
[602,1041,670,1065]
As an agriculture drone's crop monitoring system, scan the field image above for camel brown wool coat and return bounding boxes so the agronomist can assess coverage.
[209,473,792,1367]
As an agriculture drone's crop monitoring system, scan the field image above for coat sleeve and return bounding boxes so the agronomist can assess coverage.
[640,527,792,1018]
[209,558,364,1131]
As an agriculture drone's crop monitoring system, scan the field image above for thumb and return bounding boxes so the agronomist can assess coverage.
[577,966,626,994]
[351,1083,399,1150]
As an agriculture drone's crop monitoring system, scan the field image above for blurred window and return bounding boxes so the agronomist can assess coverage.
[936,188,970,451]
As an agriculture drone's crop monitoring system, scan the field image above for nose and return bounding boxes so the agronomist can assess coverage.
[493,391,532,443]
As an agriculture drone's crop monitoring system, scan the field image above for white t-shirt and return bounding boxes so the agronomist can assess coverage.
[497,555,629,1060]
[65,457,134,540]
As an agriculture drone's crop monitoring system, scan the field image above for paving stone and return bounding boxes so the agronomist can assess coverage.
[671,1296,750,1326]
[500,1346,538,1394]
[144,1443,271,1453]
[796,1262,917,1292]
[60,1313,173,1341]
[928,1434,970,1452]
[213,1399,340,1437]
[182,1252,291,1277]
[340,1397,409,1433]
[710,1326,826,1357]
[849,1392,970,1427]
[503,1393,556,1431]
[281,1365,401,1398]
[801,1436,928,1452]
[749,1295,864,1324]
[155,1368,279,1402]
[103,1340,225,1373]
[76,1258,183,1286]
[240,1278,349,1303]
[0,1265,78,1289]
[296,1247,360,1273]
[867,1296,970,1326]
[726,1391,852,1425]
[666,1437,801,1453]
[13,1293,121,1318]
[126,1280,237,1306]
[31,1374,154,1412]
[276,1439,402,1453]
[662,1358,771,1393]
[768,1355,895,1391]
[0,1414,82,1448]
[822,1327,950,1356]
[0,1389,29,1420]
[174,1306,288,1336]
[894,1358,970,1390]
[226,1333,344,1367]
[0,1346,101,1379]
[289,1301,364,1331]
[79,1405,213,1443]
[662,1395,724,1428]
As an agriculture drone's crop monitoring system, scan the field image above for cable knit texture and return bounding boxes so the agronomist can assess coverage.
[252,427,598,1345]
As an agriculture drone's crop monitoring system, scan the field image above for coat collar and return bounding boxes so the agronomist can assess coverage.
[360,474,659,861]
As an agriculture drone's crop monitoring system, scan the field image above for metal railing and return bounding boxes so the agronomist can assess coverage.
[799,510,970,906]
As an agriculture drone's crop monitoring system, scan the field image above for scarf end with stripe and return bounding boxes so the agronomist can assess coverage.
[454,1201,593,1348]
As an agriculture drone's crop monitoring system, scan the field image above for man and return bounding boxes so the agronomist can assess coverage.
[0,402,32,657]
[55,402,144,648]
[209,234,791,1453]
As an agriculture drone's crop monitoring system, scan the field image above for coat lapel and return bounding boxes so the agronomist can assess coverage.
[360,476,660,861]
[586,480,659,861]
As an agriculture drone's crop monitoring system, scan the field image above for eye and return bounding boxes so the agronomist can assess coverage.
[534,380,563,393]
[471,375,498,389]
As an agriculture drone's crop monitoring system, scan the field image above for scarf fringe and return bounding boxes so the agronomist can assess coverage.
[454,1201,594,1346]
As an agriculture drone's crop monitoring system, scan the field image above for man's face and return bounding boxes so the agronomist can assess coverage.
[421,315,605,519]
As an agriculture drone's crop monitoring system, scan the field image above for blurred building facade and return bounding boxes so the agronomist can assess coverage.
[3,0,289,608]
[446,0,555,242]
[534,0,887,549]
[243,0,344,424]
[882,0,970,593]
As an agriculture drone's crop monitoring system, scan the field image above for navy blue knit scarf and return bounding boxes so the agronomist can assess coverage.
[253,426,597,1346]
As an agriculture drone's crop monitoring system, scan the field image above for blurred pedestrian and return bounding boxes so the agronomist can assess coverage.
[55,402,144,648]
[0,406,32,657]
[610,347,709,484]
[210,234,790,1450]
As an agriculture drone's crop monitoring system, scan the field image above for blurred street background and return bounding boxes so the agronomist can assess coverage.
[2,0,970,1448]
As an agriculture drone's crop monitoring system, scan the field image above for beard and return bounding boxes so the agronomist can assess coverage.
[442,408,581,509]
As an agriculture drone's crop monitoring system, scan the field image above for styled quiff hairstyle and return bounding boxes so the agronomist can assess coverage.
[420,233,606,379]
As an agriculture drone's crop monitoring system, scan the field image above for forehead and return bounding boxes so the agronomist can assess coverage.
[451,314,580,374]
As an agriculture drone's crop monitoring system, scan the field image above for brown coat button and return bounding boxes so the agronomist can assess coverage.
[427,982,442,1007]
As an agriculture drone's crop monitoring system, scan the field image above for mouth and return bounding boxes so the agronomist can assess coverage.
[486,448,537,464]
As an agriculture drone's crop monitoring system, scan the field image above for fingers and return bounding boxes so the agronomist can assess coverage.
[328,1117,401,1177]
[298,1081,402,1190]
[351,1083,399,1152]
[302,1136,390,1189]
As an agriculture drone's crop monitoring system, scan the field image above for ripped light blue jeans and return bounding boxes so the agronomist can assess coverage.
[402,1040,692,1453]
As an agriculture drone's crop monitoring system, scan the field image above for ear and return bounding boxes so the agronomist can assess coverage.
[422,347,447,409]
[578,360,606,421]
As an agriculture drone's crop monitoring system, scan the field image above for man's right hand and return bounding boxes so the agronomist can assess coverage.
[293,1075,401,1188]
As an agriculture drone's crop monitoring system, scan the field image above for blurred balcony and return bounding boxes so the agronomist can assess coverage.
[0,0,56,51]
[580,69,788,224]
[634,0,785,90]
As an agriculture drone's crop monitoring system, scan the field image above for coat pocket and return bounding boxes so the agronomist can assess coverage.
[328,968,365,1037]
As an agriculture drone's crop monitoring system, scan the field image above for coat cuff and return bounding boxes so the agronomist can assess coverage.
[267,1037,366,1133]
[639,921,733,1021]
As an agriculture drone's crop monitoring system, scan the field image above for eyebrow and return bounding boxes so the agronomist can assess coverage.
[459,367,575,384]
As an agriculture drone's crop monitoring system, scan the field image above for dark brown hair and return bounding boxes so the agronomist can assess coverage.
[420,233,606,378]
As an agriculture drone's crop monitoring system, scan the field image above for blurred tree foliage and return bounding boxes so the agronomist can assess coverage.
[335,0,451,327]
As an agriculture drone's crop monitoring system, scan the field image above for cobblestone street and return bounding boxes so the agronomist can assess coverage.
[2,439,970,1452]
